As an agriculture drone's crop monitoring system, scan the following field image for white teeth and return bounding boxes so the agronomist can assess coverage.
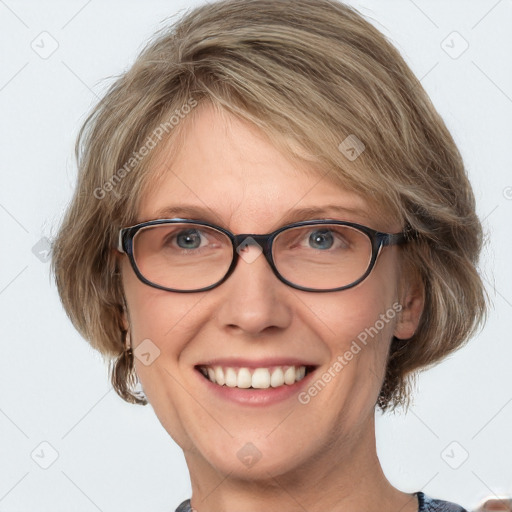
[283,366,296,385]
[237,368,252,388]
[252,368,271,389]
[200,365,309,389]
[225,367,237,387]
[270,367,284,388]
[214,366,225,386]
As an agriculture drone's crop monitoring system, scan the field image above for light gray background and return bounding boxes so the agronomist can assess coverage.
[1,1,511,511]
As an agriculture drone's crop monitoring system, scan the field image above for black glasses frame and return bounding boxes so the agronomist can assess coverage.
[118,218,410,293]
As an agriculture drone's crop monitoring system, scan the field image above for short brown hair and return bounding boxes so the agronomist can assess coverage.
[51,0,487,412]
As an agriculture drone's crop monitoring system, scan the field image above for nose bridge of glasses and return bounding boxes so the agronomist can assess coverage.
[231,233,274,270]
[233,233,272,254]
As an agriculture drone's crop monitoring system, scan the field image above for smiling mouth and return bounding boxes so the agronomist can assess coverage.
[195,365,316,389]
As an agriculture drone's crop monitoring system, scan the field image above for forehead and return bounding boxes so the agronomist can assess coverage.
[137,103,394,232]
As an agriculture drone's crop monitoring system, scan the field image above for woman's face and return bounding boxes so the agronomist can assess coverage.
[120,103,422,481]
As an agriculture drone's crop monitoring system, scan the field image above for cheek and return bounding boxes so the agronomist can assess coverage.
[298,284,398,352]
[121,273,211,448]
[299,288,399,425]
[122,258,206,350]
[331,256,400,353]
[128,292,188,342]
[294,263,401,411]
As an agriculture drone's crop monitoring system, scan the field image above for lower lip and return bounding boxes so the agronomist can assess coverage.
[194,368,317,406]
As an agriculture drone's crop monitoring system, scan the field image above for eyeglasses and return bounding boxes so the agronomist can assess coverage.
[118,218,410,293]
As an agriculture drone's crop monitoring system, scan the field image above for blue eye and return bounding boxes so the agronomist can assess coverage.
[308,229,334,250]
[176,229,203,249]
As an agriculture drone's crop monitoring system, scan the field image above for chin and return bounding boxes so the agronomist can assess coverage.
[189,429,320,482]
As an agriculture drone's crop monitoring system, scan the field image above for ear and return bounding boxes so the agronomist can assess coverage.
[394,268,424,340]
[120,302,129,331]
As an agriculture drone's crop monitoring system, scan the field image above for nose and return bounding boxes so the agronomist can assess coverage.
[214,242,293,336]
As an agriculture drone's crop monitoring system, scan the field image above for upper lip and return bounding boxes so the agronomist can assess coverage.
[195,358,319,369]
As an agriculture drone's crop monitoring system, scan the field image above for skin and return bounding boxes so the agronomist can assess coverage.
[119,102,424,512]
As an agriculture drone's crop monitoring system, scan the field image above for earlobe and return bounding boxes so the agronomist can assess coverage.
[393,277,424,340]
[121,307,129,332]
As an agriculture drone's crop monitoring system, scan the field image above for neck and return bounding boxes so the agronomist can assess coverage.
[183,411,417,512]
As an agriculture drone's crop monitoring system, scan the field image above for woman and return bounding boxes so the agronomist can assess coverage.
[51,0,487,510]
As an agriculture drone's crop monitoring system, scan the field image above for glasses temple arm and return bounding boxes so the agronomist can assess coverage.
[117,230,126,253]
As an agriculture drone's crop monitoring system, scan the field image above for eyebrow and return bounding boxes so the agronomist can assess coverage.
[146,204,371,229]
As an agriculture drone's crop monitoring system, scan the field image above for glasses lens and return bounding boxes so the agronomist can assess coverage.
[273,224,373,290]
[132,223,233,290]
